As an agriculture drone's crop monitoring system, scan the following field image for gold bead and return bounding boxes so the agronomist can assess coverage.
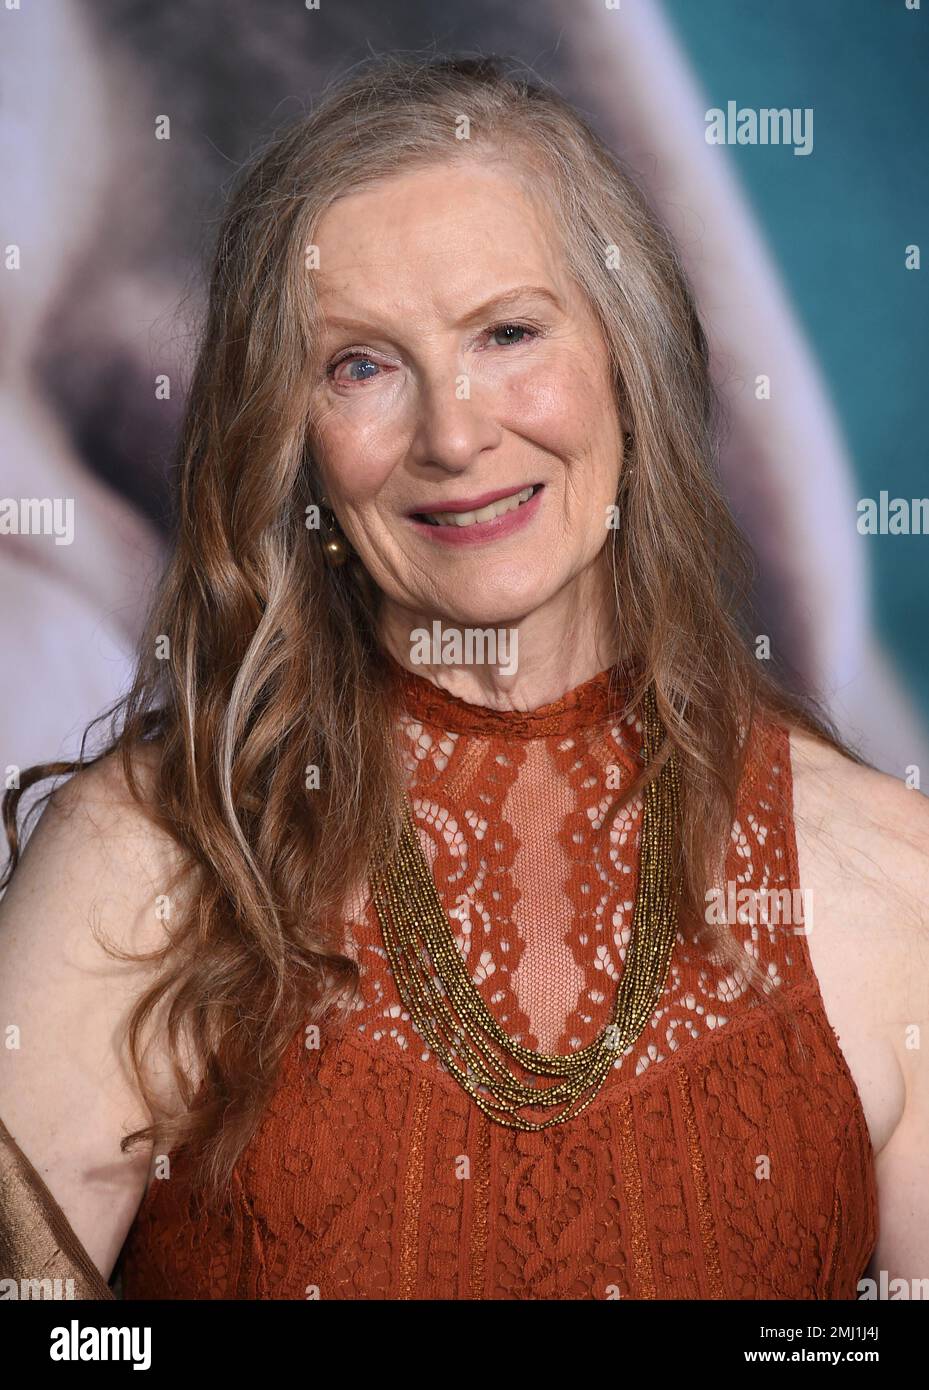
[322,534,350,566]
[370,682,681,1131]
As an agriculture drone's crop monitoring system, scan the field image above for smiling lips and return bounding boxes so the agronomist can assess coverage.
[408,482,544,543]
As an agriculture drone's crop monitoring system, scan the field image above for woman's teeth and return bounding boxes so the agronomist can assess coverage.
[421,485,536,527]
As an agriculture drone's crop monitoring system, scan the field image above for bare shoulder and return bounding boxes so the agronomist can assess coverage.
[0,742,199,1280]
[4,741,193,976]
[788,726,929,914]
[789,727,929,1275]
[37,741,192,901]
[787,726,929,1113]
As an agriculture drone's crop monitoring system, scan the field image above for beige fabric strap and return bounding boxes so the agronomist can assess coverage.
[0,1113,115,1300]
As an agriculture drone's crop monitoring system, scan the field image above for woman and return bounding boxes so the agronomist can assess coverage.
[0,54,926,1301]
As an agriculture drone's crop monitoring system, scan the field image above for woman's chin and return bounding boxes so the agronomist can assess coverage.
[404,590,548,635]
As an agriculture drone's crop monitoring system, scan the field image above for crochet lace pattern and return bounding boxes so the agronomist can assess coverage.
[120,661,877,1299]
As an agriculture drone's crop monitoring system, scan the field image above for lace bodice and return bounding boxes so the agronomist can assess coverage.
[119,660,878,1299]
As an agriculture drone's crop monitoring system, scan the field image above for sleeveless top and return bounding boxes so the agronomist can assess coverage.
[119,660,878,1300]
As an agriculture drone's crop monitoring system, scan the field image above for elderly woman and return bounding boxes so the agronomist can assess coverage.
[0,55,926,1302]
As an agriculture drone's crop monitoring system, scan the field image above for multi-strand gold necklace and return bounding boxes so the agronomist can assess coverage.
[371,682,681,1131]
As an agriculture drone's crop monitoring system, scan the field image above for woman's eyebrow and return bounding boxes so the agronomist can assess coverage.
[319,284,564,336]
[456,284,564,326]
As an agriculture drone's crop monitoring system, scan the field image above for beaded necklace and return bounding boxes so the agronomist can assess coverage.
[371,683,681,1130]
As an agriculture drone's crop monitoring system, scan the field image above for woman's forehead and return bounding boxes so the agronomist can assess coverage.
[311,168,569,325]
[313,161,556,261]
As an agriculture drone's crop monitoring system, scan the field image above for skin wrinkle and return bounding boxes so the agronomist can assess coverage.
[306,160,628,712]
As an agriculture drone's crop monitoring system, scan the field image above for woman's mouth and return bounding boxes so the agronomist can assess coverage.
[408,483,544,545]
[414,483,542,528]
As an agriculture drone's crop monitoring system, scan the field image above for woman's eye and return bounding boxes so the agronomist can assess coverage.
[328,354,380,385]
[490,322,539,348]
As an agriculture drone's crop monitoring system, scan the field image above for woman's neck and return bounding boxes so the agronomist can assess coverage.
[377,558,622,713]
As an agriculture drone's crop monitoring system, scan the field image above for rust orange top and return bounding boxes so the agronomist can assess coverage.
[119,661,878,1299]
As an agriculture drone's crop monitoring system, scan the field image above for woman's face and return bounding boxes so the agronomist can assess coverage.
[307,160,627,633]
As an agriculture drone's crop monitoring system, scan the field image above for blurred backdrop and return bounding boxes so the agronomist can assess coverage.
[1,0,926,779]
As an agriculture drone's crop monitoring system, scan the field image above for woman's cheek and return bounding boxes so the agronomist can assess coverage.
[503,346,606,428]
[500,355,607,451]
[321,417,404,500]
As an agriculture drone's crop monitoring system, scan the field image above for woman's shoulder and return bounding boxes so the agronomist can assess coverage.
[787,723,929,895]
[0,738,199,1091]
[14,740,196,949]
[787,724,929,1269]
[786,724,929,1139]
[786,723,929,982]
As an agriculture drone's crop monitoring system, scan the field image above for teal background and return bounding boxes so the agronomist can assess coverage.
[664,0,929,715]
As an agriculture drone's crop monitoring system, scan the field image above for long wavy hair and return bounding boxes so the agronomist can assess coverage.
[1,53,858,1202]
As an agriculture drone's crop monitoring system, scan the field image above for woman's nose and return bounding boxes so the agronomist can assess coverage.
[408,364,501,473]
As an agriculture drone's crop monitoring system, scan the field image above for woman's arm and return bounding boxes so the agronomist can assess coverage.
[0,750,189,1286]
[791,729,929,1281]
[871,1027,929,1285]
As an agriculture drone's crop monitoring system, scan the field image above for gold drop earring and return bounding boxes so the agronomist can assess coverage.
[318,494,352,567]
